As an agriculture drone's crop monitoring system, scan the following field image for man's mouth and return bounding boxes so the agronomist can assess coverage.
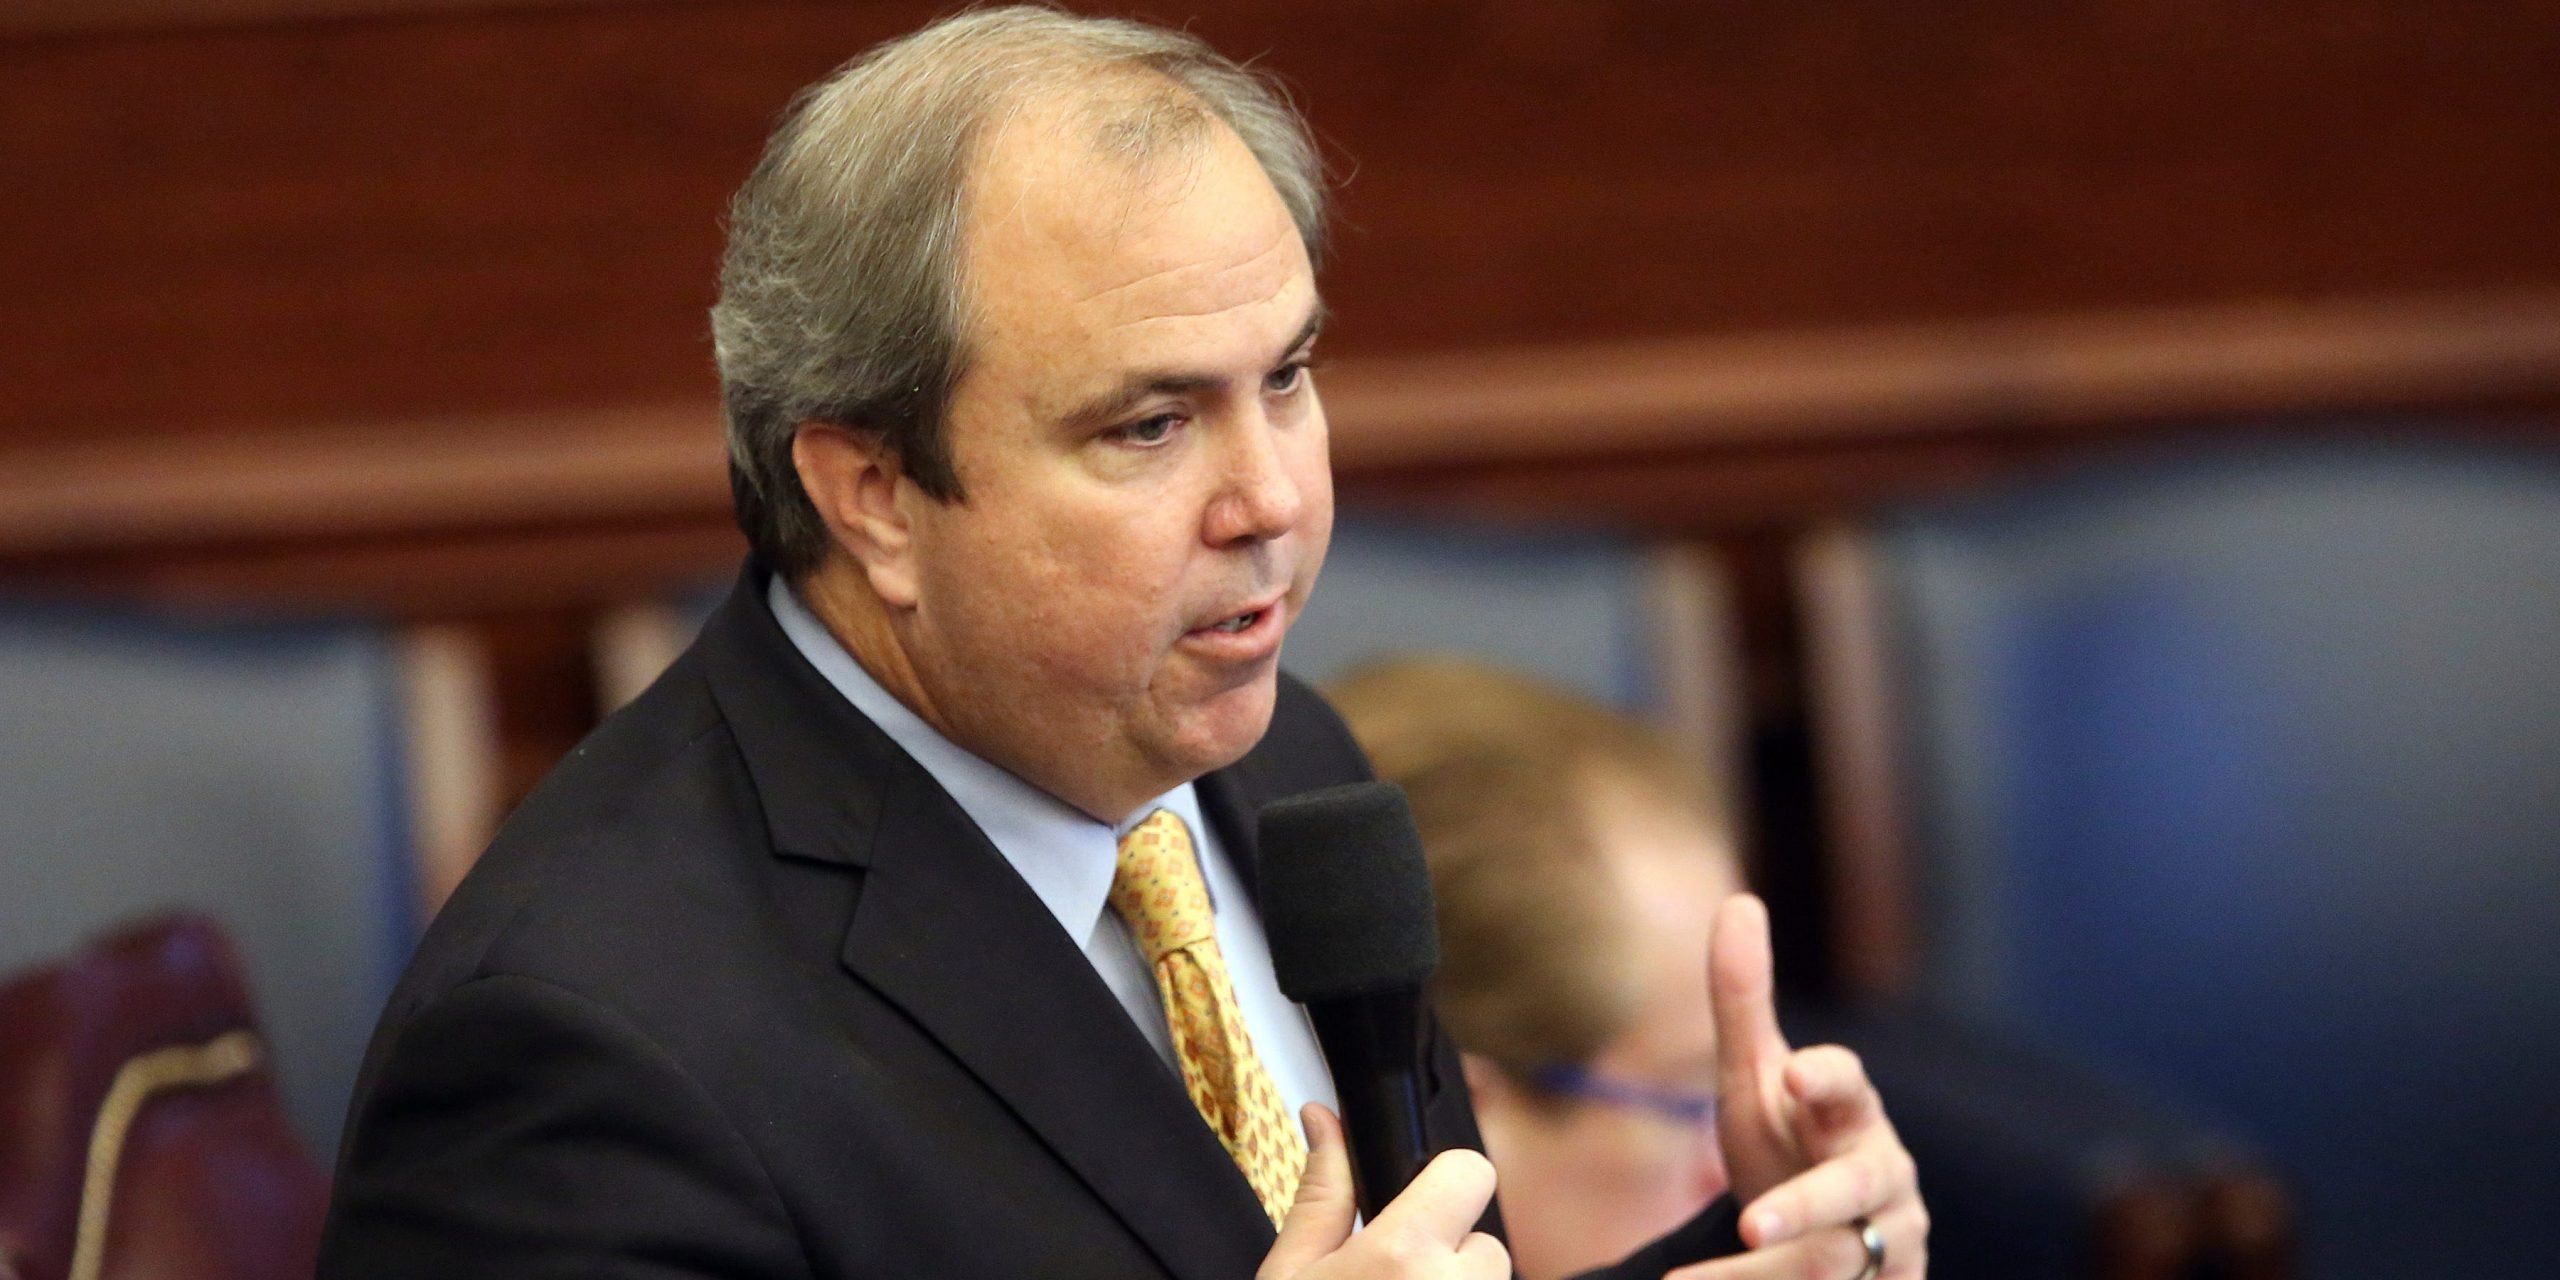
[1180,597,1287,659]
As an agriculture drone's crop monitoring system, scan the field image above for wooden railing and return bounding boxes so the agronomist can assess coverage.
[8,291,2557,614]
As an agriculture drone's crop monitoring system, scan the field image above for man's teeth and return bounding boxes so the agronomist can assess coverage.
[1211,611,1256,633]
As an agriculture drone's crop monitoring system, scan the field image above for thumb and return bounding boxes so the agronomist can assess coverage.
[1261,1104,1356,1279]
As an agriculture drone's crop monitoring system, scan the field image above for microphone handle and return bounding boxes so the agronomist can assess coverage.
[1307,993,1432,1220]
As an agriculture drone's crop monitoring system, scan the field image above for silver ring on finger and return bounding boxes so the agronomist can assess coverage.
[1850,1216,1886,1280]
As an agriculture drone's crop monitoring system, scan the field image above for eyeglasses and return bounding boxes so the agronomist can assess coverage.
[1525,1062,1718,1128]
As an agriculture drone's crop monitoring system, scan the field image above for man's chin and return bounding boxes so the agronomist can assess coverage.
[1154,668,1281,780]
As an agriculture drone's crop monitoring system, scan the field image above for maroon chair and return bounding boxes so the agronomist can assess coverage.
[0,914,327,1280]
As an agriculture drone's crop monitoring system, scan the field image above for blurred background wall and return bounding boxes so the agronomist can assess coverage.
[9,0,2559,930]
[3,3,2557,1276]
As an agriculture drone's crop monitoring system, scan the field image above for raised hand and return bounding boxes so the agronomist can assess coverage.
[1671,896,1927,1280]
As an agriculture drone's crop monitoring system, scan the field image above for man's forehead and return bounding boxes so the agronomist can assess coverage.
[958,90,1315,372]
[968,82,1205,235]
[969,120,1285,280]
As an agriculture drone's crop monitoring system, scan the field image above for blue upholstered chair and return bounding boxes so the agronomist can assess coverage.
[1828,439,2560,1278]
[1285,516,1707,711]
[0,605,425,1161]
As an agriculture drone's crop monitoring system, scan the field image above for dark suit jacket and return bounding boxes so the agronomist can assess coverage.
[320,566,1743,1278]
[318,567,1506,1278]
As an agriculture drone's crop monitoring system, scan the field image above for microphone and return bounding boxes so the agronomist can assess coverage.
[1258,781,1442,1220]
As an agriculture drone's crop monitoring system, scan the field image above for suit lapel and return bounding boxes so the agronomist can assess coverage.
[838,775,1275,1280]
[1193,764,1264,906]
[697,569,1285,1277]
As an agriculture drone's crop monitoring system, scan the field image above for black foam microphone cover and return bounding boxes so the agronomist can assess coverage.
[1258,781,1441,1218]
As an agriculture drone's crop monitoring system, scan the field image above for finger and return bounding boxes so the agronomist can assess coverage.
[1849,1208,1927,1280]
[1738,1141,1911,1248]
[1709,894,1791,1107]
[1456,1230,1512,1279]
[1885,1204,1930,1278]
[1664,1221,1875,1280]
[1783,1045,1885,1148]
[1262,1105,1356,1279]
[1365,1147,1499,1251]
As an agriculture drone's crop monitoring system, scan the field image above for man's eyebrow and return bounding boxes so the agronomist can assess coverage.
[1059,302,1328,431]
[1280,303,1328,361]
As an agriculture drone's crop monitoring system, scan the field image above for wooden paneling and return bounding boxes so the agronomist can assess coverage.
[6,0,2559,455]
[1323,291,2560,469]
[8,0,2558,988]
[1293,1,2560,347]
[0,0,673,40]
[6,293,2555,614]
[4,2,849,445]
[0,403,724,556]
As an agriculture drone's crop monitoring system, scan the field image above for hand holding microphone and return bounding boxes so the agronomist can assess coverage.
[1253,782,1509,1280]
[1258,782,1445,1219]
[1261,1104,1508,1280]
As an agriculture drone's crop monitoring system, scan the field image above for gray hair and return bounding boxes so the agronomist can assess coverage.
[710,5,1328,579]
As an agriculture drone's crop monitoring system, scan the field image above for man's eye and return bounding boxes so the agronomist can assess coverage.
[1265,361,1311,396]
[1114,414,1181,446]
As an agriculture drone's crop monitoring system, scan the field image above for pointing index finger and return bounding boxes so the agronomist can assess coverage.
[1708,893,1790,1099]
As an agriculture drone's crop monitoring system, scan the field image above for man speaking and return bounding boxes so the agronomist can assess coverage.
[318,9,1925,1279]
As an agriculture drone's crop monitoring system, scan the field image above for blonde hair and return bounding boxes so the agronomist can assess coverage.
[1328,656,1726,1071]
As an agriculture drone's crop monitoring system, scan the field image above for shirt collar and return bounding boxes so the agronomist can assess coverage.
[766,576,1211,943]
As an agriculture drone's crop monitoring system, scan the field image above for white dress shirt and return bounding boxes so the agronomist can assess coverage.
[769,578,1339,1133]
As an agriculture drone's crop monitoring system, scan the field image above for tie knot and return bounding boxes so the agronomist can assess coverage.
[1110,809,1215,961]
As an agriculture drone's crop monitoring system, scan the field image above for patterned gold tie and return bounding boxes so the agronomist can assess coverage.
[1110,808,1307,1226]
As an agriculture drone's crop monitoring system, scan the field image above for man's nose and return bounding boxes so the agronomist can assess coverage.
[1204,414,1304,547]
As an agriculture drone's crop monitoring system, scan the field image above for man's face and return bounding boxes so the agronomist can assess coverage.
[889,103,1331,822]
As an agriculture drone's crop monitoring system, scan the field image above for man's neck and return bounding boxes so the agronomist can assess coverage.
[789,561,1162,824]
[794,563,947,737]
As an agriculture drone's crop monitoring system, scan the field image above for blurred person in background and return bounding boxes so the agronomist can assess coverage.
[1334,657,1909,1280]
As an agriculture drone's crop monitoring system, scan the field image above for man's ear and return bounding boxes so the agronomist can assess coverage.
[793,422,922,609]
